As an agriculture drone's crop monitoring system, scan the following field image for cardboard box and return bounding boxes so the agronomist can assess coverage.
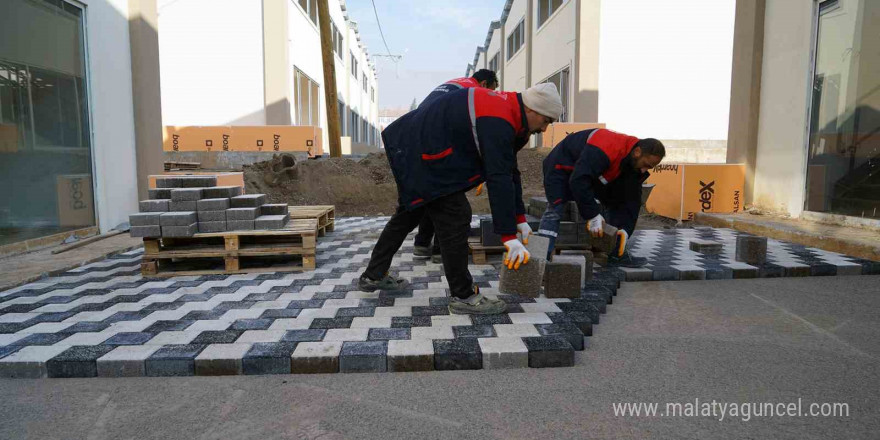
[163,126,319,154]
[541,123,606,148]
[0,124,18,153]
[645,163,745,221]
[148,172,245,191]
[56,174,96,227]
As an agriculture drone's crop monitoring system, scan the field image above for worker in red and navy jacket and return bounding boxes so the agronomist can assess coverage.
[359,83,563,315]
[412,70,500,261]
[538,128,666,267]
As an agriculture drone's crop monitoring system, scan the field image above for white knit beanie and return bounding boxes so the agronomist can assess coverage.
[522,83,563,121]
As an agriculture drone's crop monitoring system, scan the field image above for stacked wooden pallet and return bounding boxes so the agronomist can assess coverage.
[288,205,335,236]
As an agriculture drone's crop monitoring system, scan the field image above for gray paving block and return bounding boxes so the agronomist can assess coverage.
[523,335,575,368]
[198,221,226,233]
[618,267,653,282]
[197,198,230,211]
[553,254,588,288]
[162,223,198,238]
[386,339,434,372]
[242,342,298,375]
[689,239,723,255]
[202,186,243,199]
[170,188,203,201]
[139,199,169,212]
[557,221,578,245]
[478,337,529,369]
[155,177,180,188]
[0,345,70,378]
[160,211,197,226]
[735,236,768,265]
[291,341,342,374]
[498,257,545,297]
[480,218,503,246]
[568,201,580,222]
[170,200,198,212]
[172,176,217,188]
[340,341,387,373]
[544,260,583,298]
[227,207,259,221]
[528,197,548,218]
[230,194,267,208]
[591,224,619,254]
[130,225,161,238]
[255,214,289,230]
[227,220,254,231]
[46,345,116,378]
[97,346,159,377]
[526,235,551,261]
[198,210,226,222]
[194,343,250,376]
[536,323,585,351]
[576,223,591,245]
[129,212,161,227]
[433,338,482,370]
[261,204,289,215]
[148,188,173,200]
[145,344,206,377]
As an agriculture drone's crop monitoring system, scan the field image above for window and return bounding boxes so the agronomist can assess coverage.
[370,86,375,102]
[350,52,358,78]
[294,69,320,126]
[488,52,499,73]
[298,0,318,25]
[350,110,359,143]
[804,0,880,218]
[537,0,565,28]
[331,22,343,58]
[507,20,525,61]
[541,67,569,122]
[338,100,346,136]
[362,74,368,93]
[0,0,96,244]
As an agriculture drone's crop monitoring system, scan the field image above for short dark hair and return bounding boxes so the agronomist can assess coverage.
[472,69,498,87]
[636,138,665,158]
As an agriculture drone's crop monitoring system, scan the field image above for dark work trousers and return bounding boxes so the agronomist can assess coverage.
[364,191,474,299]
[413,215,441,254]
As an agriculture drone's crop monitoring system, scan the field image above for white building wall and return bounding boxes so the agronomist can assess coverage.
[504,0,528,91]
[157,0,265,126]
[487,28,502,74]
[532,0,576,106]
[597,0,735,142]
[82,0,139,232]
[289,0,326,150]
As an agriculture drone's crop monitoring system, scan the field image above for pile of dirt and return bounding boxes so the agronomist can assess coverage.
[243,149,551,217]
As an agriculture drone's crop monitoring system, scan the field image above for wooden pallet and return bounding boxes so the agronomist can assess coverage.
[468,236,590,265]
[289,205,335,236]
[141,218,317,277]
[164,161,201,171]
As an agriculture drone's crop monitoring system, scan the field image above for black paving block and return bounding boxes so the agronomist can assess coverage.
[433,338,482,371]
[143,320,196,333]
[556,301,600,324]
[340,341,388,373]
[61,321,112,333]
[523,335,575,368]
[229,319,273,330]
[287,300,326,309]
[452,325,496,339]
[536,323,585,351]
[145,344,207,377]
[140,302,186,312]
[470,314,513,325]
[281,329,327,343]
[102,332,154,346]
[358,298,395,307]
[652,268,680,281]
[549,311,592,336]
[181,310,228,321]
[242,342,298,375]
[705,267,734,280]
[10,333,71,346]
[0,323,29,334]
[411,306,450,317]
[391,316,433,328]
[758,264,785,278]
[26,312,78,324]
[428,297,451,307]
[810,263,837,277]
[368,328,411,341]
[244,292,282,301]
[579,292,608,314]
[47,345,116,378]
[0,345,22,359]
[191,330,243,344]
[731,267,759,279]
[260,309,302,319]
[309,317,354,329]
[335,307,376,318]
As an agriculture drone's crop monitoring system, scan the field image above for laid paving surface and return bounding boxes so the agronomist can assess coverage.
[0,217,614,378]
[1,275,877,439]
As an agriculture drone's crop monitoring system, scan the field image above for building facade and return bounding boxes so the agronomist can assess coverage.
[728,0,879,221]
[466,0,735,160]
[0,0,163,253]
[157,0,380,154]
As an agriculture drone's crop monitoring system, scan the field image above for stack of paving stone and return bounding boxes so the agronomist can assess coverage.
[128,176,290,238]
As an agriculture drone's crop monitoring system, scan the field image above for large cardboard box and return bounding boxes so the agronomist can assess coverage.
[541,122,606,148]
[645,163,745,221]
[163,126,319,154]
[57,174,96,227]
[148,171,245,190]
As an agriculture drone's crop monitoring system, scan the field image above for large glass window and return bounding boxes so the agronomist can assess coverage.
[507,20,525,61]
[541,67,570,122]
[488,53,500,73]
[297,0,318,25]
[0,0,95,246]
[294,68,320,126]
[537,0,565,28]
[806,0,880,218]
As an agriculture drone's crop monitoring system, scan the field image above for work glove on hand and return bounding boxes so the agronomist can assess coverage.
[588,213,606,238]
[616,229,629,257]
[516,222,532,245]
[475,183,485,196]
[503,238,531,270]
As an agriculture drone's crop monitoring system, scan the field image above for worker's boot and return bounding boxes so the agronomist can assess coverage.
[358,272,410,292]
[448,286,506,315]
[413,245,432,259]
[606,251,648,268]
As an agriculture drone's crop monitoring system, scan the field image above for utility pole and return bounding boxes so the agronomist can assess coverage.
[317,0,341,157]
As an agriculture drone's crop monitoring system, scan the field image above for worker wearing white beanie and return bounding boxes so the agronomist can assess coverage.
[522,83,564,125]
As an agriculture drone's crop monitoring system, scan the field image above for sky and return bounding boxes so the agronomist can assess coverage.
[345,0,507,110]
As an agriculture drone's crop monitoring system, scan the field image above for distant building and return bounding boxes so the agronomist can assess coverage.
[158,0,381,154]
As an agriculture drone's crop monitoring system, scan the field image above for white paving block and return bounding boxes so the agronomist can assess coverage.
[478,337,529,369]
[493,324,540,337]
[97,345,160,377]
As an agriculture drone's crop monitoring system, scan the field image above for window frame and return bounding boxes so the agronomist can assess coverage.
[506,19,525,61]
